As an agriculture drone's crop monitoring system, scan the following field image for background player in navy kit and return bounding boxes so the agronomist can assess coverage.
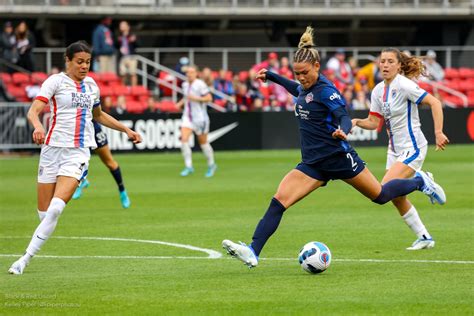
[72,120,131,209]
[222,26,446,268]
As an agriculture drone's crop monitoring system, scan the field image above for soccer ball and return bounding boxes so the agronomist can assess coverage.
[298,241,332,274]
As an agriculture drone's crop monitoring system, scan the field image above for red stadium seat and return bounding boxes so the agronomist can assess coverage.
[31,72,48,84]
[7,86,27,100]
[100,72,120,84]
[443,68,459,80]
[113,85,131,96]
[157,100,179,113]
[417,81,433,94]
[126,101,147,114]
[0,72,12,84]
[458,67,474,79]
[100,86,114,97]
[88,72,100,82]
[443,95,465,107]
[130,85,149,96]
[12,72,30,85]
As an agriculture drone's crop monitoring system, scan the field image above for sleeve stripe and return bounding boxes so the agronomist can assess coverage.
[415,91,428,105]
[35,96,49,103]
[369,111,383,119]
[93,101,101,108]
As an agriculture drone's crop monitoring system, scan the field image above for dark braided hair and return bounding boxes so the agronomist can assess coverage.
[293,26,320,65]
[64,40,92,61]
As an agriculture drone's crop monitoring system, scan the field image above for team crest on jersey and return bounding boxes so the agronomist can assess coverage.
[305,92,314,103]
[391,89,397,98]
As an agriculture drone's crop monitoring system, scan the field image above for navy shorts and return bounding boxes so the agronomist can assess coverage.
[296,150,366,184]
[93,121,108,148]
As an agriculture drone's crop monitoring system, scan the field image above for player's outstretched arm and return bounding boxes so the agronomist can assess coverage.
[27,99,47,145]
[256,68,299,97]
[352,114,381,131]
[93,107,142,144]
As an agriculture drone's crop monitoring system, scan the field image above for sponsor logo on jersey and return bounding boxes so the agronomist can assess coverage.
[71,92,92,109]
[329,92,341,101]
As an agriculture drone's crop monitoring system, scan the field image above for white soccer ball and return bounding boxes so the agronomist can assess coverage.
[298,241,332,274]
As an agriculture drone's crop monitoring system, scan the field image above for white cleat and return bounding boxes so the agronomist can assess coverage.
[222,239,258,268]
[8,259,27,275]
[416,171,446,205]
[406,237,435,250]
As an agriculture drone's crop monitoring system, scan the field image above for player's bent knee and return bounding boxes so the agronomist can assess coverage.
[47,197,66,219]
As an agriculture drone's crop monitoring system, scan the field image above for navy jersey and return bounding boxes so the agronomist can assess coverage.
[267,72,353,164]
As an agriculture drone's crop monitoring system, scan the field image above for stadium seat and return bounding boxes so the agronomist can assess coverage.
[100,86,114,97]
[131,85,149,96]
[12,73,30,85]
[100,72,120,84]
[126,101,147,114]
[443,68,459,80]
[443,95,466,107]
[0,72,12,84]
[31,72,48,84]
[418,81,433,93]
[157,100,179,113]
[88,72,100,82]
[113,85,131,96]
[8,86,28,101]
[458,67,474,79]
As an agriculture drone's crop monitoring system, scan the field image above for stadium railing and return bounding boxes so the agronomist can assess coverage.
[1,0,472,16]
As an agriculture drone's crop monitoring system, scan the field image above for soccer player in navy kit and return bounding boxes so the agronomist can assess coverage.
[222,27,446,268]
[72,120,132,209]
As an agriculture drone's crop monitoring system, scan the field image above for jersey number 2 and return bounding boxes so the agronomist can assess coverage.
[346,153,358,172]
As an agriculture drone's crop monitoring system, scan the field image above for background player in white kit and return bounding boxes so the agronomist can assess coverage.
[353,48,449,250]
[177,65,217,178]
[8,41,142,275]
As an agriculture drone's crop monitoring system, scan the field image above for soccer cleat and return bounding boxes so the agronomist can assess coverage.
[415,171,446,205]
[72,178,89,200]
[222,239,258,268]
[119,190,131,209]
[180,167,194,177]
[406,237,435,250]
[205,164,217,178]
[8,258,27,275]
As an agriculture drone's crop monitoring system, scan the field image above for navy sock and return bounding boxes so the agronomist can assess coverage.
[250,197,286,256]
[110,167,125,192]
[373,176,424,205]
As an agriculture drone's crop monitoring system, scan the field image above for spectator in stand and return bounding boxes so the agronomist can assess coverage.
[92,17,116,73]
[326,48,353,85]
[144,96,159,114]
[423,50,444,82]
[354,56,382,93]
[235,83,253,111]
[15,21,35,72]
[280,56,293,79]
[352,90,370,110]
[1,21,18,73]
[325,68,345,92]
[200,67,214,88]
[175,56,190,76]
[115,95,128,115]
[252,52,280,73]
[117,20,138,86]
[213,69,235,106]
[342,87,354,110]
[101,96,115,114]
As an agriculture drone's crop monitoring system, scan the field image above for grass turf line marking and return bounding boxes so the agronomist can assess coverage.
[0,236,222,259]
[2,236,473,264]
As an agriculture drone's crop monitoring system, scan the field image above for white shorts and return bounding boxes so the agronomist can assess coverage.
[181,116,210,135]
[386,145,428,171]
[38,146,90,183]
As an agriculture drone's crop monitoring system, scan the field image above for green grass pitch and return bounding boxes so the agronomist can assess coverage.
[0,145,473,314]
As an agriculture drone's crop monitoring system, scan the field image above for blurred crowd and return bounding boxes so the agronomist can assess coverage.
[0,17,456,112]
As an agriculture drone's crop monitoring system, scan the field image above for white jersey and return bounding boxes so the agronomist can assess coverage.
[181,79,210,123]
[370,74,428,155]
[35,72,100,148]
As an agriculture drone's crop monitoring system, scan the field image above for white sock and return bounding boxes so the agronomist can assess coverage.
[37,209,46,222]
[402,205,431,239]
[200,142,215,166]
[181,142,193,168]
[24,197,66,262]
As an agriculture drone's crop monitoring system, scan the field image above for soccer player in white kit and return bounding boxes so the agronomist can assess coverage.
[177,65,217,178]
[8,41,142,275]
[353,48,449,250]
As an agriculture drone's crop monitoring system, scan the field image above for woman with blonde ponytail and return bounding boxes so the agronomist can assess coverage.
[352,47,449,250]
[222,29,446,269]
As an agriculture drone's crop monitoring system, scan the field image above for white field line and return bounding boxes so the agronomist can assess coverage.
[1,236,473,264]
